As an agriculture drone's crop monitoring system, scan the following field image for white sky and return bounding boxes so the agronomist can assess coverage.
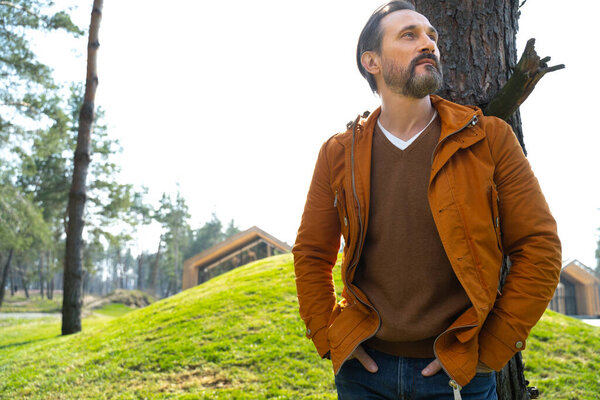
[35,0,600,268]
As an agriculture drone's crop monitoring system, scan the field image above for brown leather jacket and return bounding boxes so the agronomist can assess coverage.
[293,95,561,387]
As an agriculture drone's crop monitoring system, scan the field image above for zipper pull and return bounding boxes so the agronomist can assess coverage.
[449,380,462,400]
[334,190,338,207]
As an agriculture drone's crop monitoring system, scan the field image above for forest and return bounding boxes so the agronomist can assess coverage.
[0,1,239,308]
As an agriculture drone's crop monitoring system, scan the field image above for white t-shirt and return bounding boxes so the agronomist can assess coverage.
[377,110,438,150]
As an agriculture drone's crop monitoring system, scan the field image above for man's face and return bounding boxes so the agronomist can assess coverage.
[378,10,443,98]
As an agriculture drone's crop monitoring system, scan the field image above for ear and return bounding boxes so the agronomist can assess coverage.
[361,51,381,75]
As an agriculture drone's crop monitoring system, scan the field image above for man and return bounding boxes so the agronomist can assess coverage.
[293,1,561,399]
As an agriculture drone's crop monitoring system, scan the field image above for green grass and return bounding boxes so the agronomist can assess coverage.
[0,293,62,313]
[523,310,600,399]
[0,254,598,399]
[0,255,339,399]
[92,303,134,317]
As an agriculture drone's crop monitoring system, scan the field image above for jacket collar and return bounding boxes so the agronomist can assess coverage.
[347,95,486,216]
[430,95,483,142]
[429,95,485,180]
[355,95,484,143]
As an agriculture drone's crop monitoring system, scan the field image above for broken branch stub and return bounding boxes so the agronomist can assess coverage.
[484,38,565,121]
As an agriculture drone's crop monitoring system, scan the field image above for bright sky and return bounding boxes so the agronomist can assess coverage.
[36,1,600,268]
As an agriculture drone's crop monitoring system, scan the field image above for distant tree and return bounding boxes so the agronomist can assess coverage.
[155,191,191,297]
[136,251,151,291]
[224,219,241,238]
[0,183,49,308]
[149,240,162,295]
[63,0,103,336]
[123,248,135,289]
[186,213,224,259]
[0,0,82,146]
[128,190,153,291]
[1,0,80,306]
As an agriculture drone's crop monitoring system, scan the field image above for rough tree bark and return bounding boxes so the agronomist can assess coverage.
[413,1,562,398]
[62,0,103,335]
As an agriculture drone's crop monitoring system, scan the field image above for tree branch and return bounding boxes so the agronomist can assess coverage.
[484,38,564,121]
[0,1,38,18]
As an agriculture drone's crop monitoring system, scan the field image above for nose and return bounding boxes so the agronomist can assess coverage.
[419,34,436,54]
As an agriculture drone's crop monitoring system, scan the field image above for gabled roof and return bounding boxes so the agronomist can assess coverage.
[183,226,291,271]
[561,259,600,285]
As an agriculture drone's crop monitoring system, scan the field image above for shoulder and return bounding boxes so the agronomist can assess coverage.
[475,115,520,152]
[477,114,512,134]
[321,110,373,154]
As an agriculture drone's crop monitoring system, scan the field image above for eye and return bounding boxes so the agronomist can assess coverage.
[402,32,415,39]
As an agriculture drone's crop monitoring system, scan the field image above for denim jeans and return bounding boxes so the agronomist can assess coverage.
[335,347,497,400]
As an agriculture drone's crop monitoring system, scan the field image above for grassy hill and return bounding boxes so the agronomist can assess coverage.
[0,254,599,399]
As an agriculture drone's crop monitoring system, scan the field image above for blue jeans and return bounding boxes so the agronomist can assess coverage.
[335,347,497,400]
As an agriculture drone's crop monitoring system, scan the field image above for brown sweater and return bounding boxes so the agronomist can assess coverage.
[353,116,470,358]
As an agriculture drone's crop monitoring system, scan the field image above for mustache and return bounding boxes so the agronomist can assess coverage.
[410,53,440,70]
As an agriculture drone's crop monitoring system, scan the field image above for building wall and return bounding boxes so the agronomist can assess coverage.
[548,268,600,317]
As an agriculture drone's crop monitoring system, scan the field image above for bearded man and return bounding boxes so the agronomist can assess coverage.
[292,1,561,399]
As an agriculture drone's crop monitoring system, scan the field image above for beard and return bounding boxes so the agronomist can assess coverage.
[382,53,443,98]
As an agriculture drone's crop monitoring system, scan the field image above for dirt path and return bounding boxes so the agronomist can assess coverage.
[0,313,60,319]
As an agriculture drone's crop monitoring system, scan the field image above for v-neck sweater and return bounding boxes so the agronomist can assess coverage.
[353,115,471,358]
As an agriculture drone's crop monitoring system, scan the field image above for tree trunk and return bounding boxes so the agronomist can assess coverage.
[38,254,45,298]
[150,240,161,295]
[48,276,54,300]
[9,260,15,296]
[112,246,120,290]
[137,253,143,290]
[62,0,103,336]
[18,264,29,299]
[0,248,15,308]
[47,250,54,300]
[118,247,124,290]
[414,0,525,149]
[412,1,554,398]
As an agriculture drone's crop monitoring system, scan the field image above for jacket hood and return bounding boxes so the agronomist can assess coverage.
[347,95,483,139]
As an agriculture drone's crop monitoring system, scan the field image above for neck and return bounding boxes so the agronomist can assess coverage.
[378,91,435,141]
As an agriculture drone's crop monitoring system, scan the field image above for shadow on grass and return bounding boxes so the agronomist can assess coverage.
[0,336,59,351]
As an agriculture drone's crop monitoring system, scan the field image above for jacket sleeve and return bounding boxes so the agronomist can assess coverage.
[478,119,562,371]
[293,140,341,358]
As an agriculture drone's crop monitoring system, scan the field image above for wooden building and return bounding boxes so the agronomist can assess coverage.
[548,260,600,317]
[182,226,291,290]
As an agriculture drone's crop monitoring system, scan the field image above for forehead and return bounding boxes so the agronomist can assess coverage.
[380,10,435,35]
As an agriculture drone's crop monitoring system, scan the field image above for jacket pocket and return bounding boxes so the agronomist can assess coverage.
[489,184,502,252]
[327,303,368,349]
[334,187,350,249]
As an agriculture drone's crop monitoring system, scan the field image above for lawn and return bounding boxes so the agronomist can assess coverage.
[0,292,62,313]
[523,309,600,399]
[0,254,598,399]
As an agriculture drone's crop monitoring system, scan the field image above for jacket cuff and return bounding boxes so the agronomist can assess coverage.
[478,312,527,371]
[305,312,331,358]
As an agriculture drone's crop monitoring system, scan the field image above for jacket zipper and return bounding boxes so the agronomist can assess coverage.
[429,114,480,398]
[338,116,382,369]
[430,115,478,166]
[433,324,478,400]
[338,113,479,373]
